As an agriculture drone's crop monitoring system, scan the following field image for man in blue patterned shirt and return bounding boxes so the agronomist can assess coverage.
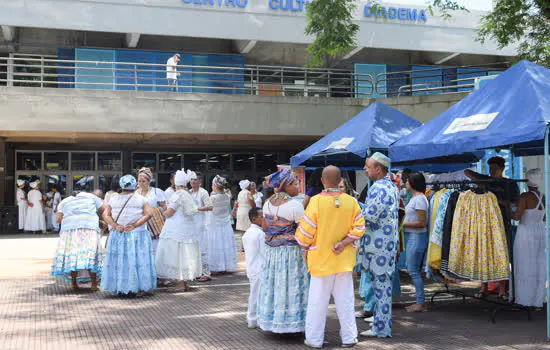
[358,152,399,338]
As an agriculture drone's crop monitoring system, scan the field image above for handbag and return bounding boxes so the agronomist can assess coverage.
[147,188,165,240]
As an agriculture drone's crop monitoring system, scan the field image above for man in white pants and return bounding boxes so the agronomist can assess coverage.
[241,207,265,329]
[189,172,213,282]
[296,166,366,348]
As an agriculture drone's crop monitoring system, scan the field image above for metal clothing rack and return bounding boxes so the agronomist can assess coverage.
[426,178,532,323]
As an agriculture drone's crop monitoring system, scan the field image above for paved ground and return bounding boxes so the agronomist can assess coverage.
[0,234,547,350]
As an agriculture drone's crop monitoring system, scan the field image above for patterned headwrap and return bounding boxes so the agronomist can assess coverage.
[391,173,402,191]
[265,168,295,191]
[213,175,228,190]
[119,175,137,190]
[370,152,391,169]
[137,167,153,182]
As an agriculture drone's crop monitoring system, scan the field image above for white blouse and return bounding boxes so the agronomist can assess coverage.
[136,187,166,209]
[109,193,148,231]
[210,192,232,225]
[161,190,199,242]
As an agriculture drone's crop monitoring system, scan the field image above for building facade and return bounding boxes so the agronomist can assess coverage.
[0,0,515,206]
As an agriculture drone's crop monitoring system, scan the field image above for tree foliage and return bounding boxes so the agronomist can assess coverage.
[477,0,550,67]
[305,0,550,68]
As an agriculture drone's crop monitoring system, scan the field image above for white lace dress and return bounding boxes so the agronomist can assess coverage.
[513,191,547,307]
[156,190,202,281]
[207,192,238,272]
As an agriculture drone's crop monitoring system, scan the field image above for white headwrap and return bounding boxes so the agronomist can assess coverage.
[17,180,25,187]
[527,168,542,188]
[188,170,198,181]
[239,179,251,190]
[30,181,40,189]
[175,169,192,187]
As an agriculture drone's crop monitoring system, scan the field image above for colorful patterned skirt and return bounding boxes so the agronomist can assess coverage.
[50,228,103,278]
[100,229,157,294]
[257,245,309,333]
[448,191,509,282]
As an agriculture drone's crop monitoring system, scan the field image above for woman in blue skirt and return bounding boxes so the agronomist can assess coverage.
[101,175,156,297]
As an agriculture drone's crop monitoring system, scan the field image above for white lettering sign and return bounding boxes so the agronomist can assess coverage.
[326,137,355,150]
[443,112,499,135]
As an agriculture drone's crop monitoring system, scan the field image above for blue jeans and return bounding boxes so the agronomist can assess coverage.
[405,232,428,305]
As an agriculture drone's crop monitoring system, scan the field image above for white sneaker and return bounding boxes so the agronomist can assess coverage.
[359,330,377,338]
[304,340,323,349]
[363,316,374,323]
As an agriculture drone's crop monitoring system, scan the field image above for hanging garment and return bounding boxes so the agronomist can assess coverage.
[427,189,454,270]
[448,191,509,282]
[513,191,546,307]
[440,191,461,280]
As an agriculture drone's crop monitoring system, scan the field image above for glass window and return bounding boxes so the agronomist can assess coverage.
[255,153,278,174]
[233,153,255,171]
[159,154,182,173]
[132,153,156,172]
[44,152,68,171]
[207,153,231,172]
[183,154,208,173]
[71,152,95,171]
[17,152,42,171]
[73,175,94,193]
[45,175,67,196]
[157,173,172,192]
[98,152,122,171]
[99,174,120,194]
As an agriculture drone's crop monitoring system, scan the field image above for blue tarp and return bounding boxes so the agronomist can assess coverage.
[390,60,550,164]
[290,102,422,168]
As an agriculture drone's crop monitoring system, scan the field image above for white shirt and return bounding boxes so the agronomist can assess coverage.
[253,192,263,208]
[242,223,266,279]
[52,192,62,213]
[404,194,429,233]
[165,187,175,199]
[166,57,178,79]
[16,188,26,206]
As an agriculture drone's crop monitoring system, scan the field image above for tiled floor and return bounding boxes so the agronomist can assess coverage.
[0,234,547,349]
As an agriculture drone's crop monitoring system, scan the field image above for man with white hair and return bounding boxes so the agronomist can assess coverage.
[24,181,47,234]
[16,180,27,232]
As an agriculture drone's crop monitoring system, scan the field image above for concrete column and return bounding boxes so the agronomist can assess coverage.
[0,138,7,205]
[122,150,132,175]
[5,143,14,206]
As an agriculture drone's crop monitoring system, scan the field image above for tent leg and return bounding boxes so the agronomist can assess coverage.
[545,125,550,341]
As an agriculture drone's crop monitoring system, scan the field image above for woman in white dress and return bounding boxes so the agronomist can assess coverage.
[156,169,201,292]
[236,179,255,232]
[207,175,238,273]
[136,168,167,257]
[44,190,54,232]
[24,181,46,234]
[101,175,156,297]
[51,187,62,233]
[251,182,264,209]
[513,169,546,307]
[16,180,27,232]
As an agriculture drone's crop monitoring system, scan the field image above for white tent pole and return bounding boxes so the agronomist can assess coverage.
[544,124,550,341]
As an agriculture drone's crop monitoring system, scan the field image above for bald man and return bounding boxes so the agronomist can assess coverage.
[296,166,365,348]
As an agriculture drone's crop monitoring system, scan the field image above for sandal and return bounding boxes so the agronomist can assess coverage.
[71,285,79,291]
[498,293,509,301]
[90,286,100,292]
[198,276,212,282]
[405,304,428,313]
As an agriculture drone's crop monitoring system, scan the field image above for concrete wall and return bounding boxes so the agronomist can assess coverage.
[0,0,515,56]
[0,87,467,140]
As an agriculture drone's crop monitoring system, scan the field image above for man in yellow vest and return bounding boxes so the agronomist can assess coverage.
[296,166,365,348]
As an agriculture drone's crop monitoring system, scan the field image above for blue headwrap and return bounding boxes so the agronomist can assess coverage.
[119,174,137,190]
[265,168,296,191]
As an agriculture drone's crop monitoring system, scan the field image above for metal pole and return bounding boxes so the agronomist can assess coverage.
[544,124,550,341]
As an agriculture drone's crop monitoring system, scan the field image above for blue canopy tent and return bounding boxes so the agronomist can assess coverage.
[291,101,470,172]
[388,60,550,339]
[290,101,422,169]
